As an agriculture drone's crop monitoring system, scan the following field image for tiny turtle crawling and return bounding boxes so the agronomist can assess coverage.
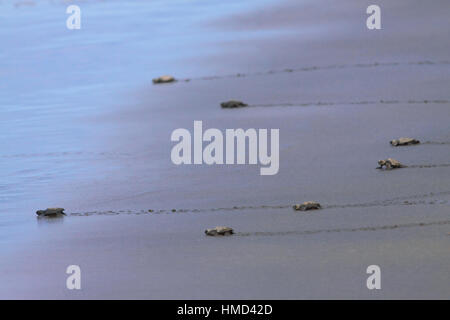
[220,100,248,109]
[293,201,321,211]
[390,138,420,146]
[36,208,66,217]
[377,158,407,170]
[205,226,234,236]
[152,75,175,84]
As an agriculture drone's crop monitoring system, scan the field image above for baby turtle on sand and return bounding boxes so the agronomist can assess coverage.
[390,137,420,146]
[220,100,248,109]
[36,208,66,217]
[205,226,234,236]
[152,75,175,84]
[293,201,321,211]
[377,158,407,170]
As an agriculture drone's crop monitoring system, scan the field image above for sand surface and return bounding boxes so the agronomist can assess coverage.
[0,0,449,299]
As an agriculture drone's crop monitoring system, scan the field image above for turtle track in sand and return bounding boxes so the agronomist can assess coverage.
[422,141,450,145]
[68,190,450,216]
[0,151,133,159]
[407,164,450,168]
[169,60,450,83]
[235,219,450,237]
[245,99,450,108]
[2,142,448,161]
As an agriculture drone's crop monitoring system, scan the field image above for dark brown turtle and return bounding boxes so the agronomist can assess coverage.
[293,201,321,211]
[220,100,248,108]
[36,208,66,217]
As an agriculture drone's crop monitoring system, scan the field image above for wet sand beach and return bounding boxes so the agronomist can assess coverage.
[0,0,449,298]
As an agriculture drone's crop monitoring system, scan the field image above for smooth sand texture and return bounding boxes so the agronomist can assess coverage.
[0,0,449,299]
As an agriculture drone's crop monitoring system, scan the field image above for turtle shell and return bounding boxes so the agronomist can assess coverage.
[390,138,420,146]
[220,100,248,108]
[205,226,234,236]
[386,158,403,167]
[36,208,65,216]
[152,75,175,84]
[293,201,321,211]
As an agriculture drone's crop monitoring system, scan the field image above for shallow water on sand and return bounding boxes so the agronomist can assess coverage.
[1,0,449,298]
[0,0,272,240]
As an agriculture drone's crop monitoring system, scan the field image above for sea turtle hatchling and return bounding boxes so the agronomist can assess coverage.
[36,208,66,217]
[377,158,407,170]
[390,137,420,146]
[152,75,176,84]
[205,226,234,236]
[220,100,248,108]
[293,201,322,211]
